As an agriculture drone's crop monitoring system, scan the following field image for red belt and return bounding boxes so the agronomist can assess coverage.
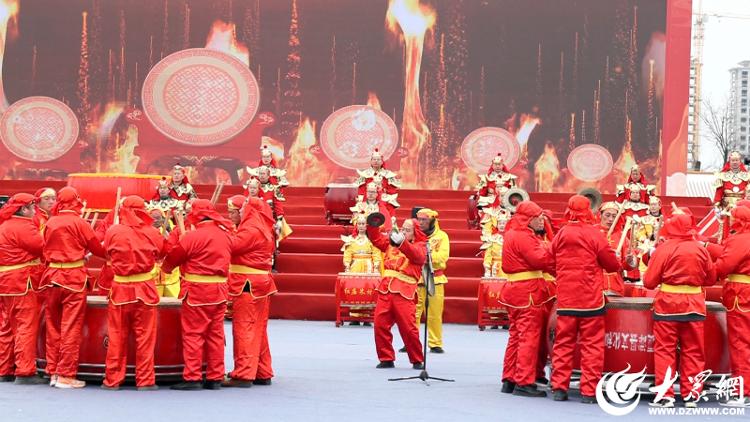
[433,270,445,277]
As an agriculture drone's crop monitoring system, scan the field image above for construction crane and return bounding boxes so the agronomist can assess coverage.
[689,0,705,169]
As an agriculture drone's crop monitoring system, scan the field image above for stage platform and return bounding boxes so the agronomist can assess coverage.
[0,320,740,422]
[0,180,714,324]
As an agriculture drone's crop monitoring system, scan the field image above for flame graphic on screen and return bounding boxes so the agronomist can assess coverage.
[386,0,435,188]
[205,20,249,66]
[0,0,18,112]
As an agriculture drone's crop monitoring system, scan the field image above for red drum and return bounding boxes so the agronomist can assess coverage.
[467,194,480,229]
[547,297,730,377]
[705,285,723,303]
[324,183,358,225]
[334,272,379,327]
[37,296,184,381]
[625,284,657,298]
[477,277,510,330]
[67,173,164,211]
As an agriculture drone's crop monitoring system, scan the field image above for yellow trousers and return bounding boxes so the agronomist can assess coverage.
[415,284,445,348]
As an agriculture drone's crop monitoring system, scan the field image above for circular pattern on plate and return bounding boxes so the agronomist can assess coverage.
[141,48,259,146]
[0,96,79,162]
[566,144,614,182]
[460,127,521,172]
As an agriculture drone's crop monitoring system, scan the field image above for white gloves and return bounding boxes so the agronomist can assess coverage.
[389,231,405,246]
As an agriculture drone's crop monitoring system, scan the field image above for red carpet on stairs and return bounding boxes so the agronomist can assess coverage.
[0,181,713,325]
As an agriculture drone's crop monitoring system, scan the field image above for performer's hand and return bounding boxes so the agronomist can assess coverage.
[389,231,405,246]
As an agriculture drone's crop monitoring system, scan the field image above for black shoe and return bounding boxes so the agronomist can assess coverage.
[581,395,597,404]
[203,380,222,390]
[362,322,372,326]
[412,362,425,370]
[398,346,407,353]
[349,321,361,326]
[535,377,549,386]
[170,381,203,390]
[252,378,272,386]
[100,383,120,391]
[222,377,252,388]
[501,380,516,394]
[552,389,568,401]
[137,385,158,391]
[430,347,445,354]
[0,375,14,382]
[376,361,395,369]
[491,326,499,330]
[513,384,547,398]
[13,375,47,385]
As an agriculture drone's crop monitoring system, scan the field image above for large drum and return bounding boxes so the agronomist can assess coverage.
[67,173,164,211]
[324,183,358,225]
[547,297,730,376]
[477,277,510,330]
[334,272,379,327]
[37,296,184,381]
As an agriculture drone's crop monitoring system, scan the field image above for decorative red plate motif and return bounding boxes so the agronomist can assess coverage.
[1,96,79,162]
[142,48,259,146]
[320,105,399,170]
[567,144,614,182]
[460,127,521,172]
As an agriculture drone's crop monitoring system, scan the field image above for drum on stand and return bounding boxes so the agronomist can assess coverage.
[324,183,358,225]
[477,277,510,330]
[334,272,379,327]
[37,295,185,382]
[546,297,729,383]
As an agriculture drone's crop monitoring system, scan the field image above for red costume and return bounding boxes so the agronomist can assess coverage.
[40,187,106,388]
[705,204,750,399]
[366,220,426,366]
[643,214,716,403]
[550,195,621,399]
[616,165,655,204]
[499,201,554,393]
[355,149,401,215]
[32,187,56,233]
[226,197,277,385]
[164,165,198,202]
[102,196,165,389]
[713,152,750,209]
[597,202,634,295]
[0,194,44,380]
[162,200,233,385]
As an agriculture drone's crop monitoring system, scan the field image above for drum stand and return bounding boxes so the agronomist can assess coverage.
[389,244,454,385]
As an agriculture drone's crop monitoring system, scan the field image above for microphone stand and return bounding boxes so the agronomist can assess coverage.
[389,242,454,384]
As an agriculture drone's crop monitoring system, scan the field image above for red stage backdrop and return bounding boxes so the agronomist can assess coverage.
[0,0,688,193]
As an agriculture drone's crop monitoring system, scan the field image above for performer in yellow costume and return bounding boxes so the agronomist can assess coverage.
[341,214,381,326]
[413,208,450,353]
[147,207,180,297]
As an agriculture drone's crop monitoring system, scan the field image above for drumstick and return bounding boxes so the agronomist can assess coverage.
[607,203,625,238]
[211,182,226,205]
[616,217,632,256]
[113,187,122,225]
[81,200,88,218]
[89,212,99,229]
[175,209,187,238]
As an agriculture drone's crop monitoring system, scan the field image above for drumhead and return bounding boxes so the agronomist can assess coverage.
[707,301,726,312]
[606,297,653,310]
[86,295,109,306]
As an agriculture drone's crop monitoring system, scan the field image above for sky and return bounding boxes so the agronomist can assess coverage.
[697,0,750,170]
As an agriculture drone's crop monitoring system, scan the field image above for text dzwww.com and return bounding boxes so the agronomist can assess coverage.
[648,407,745,416]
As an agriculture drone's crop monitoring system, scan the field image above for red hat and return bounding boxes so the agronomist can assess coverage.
[186,199,233,230]
[239,196,276,241]
[660,214,696,240]
[0,193,35,224]
[227,195,246,211]
[118,195,153,227]
[564,195,594,223]
[731,205,750,234]
[506,201,543,231]
[50,187,84,216]
[34,187,56,200]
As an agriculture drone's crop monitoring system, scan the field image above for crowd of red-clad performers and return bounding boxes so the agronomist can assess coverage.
[0,149,749,409]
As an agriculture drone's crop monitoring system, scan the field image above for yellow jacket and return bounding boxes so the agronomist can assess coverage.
[428,226,450,285]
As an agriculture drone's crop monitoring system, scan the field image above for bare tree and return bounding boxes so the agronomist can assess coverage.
[700,99,733,165]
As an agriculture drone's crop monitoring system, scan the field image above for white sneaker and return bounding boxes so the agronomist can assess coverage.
[49,375,58,387]
[54,376,85,389]
[722,397,750,408]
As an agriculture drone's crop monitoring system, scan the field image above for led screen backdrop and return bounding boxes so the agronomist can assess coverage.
[0,0,688,193]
